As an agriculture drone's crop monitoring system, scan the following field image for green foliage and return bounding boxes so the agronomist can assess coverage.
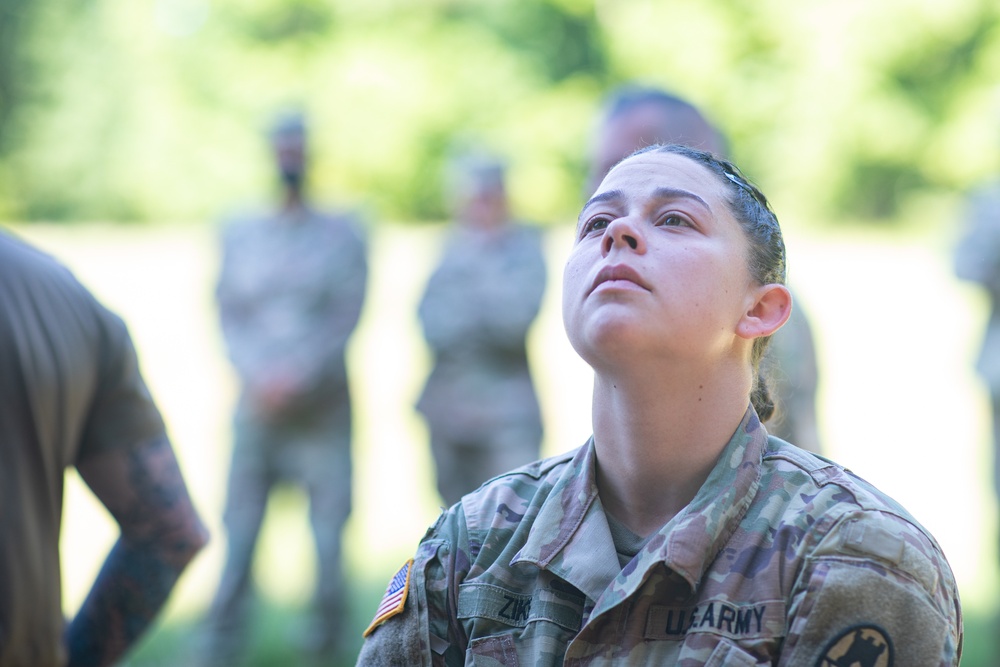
[226,0,335,44]
[827,1,1000,219]
[449,0,607,84]
[1,0,999,225]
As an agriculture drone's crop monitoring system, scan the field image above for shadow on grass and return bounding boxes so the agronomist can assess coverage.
[125,580,996,666]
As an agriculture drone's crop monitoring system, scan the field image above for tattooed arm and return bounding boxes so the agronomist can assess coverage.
[65,434,209,667]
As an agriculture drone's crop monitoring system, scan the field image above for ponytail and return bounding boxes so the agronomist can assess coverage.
[750,338,777,423]
[751,367,776,423]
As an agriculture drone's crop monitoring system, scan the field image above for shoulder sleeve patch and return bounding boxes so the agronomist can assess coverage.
[785,562,952,666]
[816,624,893,667]
[363,560,414,638]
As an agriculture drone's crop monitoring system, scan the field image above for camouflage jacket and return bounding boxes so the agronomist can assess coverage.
[358,408,962,666]
[955,182,1000,389]
[215,206,368,403]
[416,223,546,439]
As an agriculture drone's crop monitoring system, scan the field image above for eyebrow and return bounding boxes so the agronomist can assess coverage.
[652,187,711,212]
[578,186,712,222]
[581,188,625,211]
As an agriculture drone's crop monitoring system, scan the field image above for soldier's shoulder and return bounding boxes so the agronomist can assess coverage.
[1,232,66,280]
[507,221,546,246]
[486,447,576,484]
[311,207,368,244]
[510,220,543,235]
[219,208,270,239]
[0,232,103,312]
[764,442,960,648]
[969,180,1000,203]
[763,438,909,516]
[312,205,364,227]
[964,181,1000,221]
[760,437,948,569]
[456,448,578,529]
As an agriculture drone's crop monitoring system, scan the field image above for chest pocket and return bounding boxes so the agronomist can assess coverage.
[458,581,585,666]
[701,640,770,667]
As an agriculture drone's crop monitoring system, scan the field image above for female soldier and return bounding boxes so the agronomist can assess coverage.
[357,145,962,665]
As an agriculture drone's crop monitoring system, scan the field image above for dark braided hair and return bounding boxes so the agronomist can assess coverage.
[628,143,787,422]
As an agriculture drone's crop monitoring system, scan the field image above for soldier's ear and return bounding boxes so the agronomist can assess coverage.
[737,284,790,340]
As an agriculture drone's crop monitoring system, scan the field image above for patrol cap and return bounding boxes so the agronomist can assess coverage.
[444,150,507,201]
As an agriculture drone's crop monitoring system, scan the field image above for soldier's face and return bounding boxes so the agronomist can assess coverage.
[587,104,725,194]
[273,132,307,187]
[563,151,756,369]
[588,106,661,194]
[458,186,507,230]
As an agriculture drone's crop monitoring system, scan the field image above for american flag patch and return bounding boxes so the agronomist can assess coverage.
[363,559,413,637]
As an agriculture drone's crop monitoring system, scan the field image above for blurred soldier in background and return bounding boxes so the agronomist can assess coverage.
[588,86,823,453]
[196,112,369,666]
[0,231,208,667]
[955,180,1000,555]
[416,151,548,506]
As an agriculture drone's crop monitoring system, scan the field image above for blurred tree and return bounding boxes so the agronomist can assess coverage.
[451,0,607,84]
[0,0,52,217]
[0,0,998,226]
[227,0,334,44]
[0,0,37,150]
[823,0,1000,219]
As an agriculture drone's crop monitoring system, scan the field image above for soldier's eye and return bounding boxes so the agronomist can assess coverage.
[658,214,690,228]
[583,217,611,235]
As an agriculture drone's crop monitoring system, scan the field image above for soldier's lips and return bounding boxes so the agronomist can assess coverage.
[590,264,650,294]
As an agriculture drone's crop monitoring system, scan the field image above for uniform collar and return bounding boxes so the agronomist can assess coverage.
[510,440,621,602]
[512,407,767,607]
[638,406,766,593]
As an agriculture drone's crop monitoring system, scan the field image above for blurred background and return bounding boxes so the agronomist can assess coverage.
[2,0,1000,664]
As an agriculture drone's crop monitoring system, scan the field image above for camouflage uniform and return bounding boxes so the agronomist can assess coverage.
[955,182,1000,505]
[417,223,547,506]
[358,408,962,666]
[204,206,368,665]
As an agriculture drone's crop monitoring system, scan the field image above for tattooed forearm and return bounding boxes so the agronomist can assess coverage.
[65,537,180,667]
[67,435,209,667]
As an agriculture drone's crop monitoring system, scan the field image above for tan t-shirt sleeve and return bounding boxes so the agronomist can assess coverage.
[78,305,166,462]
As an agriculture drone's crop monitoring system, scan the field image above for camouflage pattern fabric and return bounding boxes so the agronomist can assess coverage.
[216,207,368,401]
[955,183,1000,505]
[955,183,1000,390]
[357,408,961,666]
[416,223,546,505]
[201,206,368,665]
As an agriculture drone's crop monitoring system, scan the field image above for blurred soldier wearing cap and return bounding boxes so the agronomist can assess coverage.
[196,112,368,666]
[416,151,547,506]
